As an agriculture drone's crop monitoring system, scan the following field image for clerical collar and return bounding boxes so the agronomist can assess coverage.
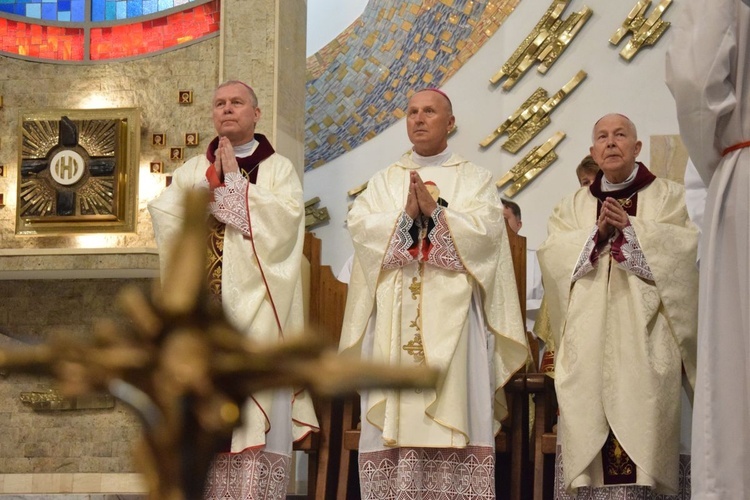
[601,163,639,192]
[589,162,656,217]
[233,139,258,158]
[411,148,452,167]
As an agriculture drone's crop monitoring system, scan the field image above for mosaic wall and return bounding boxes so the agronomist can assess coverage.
[304,0,521,170]
[0,0,217,61]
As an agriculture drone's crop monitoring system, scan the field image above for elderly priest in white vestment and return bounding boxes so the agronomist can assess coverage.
[666,1,750,498]
[339,88,529,499]
[537,113,698,499]
[148,80,318,500]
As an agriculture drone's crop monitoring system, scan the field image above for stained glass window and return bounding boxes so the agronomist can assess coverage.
[0,0,199,22]
[0,0,218,61]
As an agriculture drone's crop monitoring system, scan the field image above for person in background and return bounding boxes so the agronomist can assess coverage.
[537,113,697,499]
[501,199,543,333]
[148,80,318,500]
[575,154,600,188]
[339,88,528,498]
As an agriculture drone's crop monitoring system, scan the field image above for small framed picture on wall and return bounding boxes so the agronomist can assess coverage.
[169,147,184,161]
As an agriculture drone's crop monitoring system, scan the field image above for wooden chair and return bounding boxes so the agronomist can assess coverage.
[293,232,349,499]
[532,372,557,500]
[337,222,535,499]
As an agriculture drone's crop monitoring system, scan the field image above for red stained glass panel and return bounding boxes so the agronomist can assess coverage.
[0,0,219,62]
[90,0,220,60]
[0,18,84,60]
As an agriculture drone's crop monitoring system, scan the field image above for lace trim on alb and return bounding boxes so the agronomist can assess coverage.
[382,211,415,269]
[426,207,465,272]
[571,225,599,283]
[209,171,251,237]
[615,225,654,281]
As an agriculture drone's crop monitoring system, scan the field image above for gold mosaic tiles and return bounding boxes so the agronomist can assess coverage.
[304,0,522,170]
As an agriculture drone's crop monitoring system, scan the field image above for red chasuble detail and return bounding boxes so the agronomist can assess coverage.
[602,431,637,485]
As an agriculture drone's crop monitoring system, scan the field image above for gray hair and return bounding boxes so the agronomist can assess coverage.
[216,80,258,107]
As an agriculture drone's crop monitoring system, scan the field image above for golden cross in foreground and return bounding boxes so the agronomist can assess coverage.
[0,190,439,500]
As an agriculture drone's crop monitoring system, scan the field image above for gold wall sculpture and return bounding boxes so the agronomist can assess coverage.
[16,108,140,236]
[482,71,586,154]
[490,0,592,90]
[610,0,672,61]
[497,132,566,198]
[20,387,115,411]
[304,197,330,229]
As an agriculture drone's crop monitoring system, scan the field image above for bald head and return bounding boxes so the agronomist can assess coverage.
[406,89,456,156]
[412,88,453,114]
[591,113,637,142]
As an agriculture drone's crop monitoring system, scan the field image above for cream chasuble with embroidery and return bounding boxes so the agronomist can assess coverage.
[340,152,529,449]
[148,151,318,452]
[537,176,698,495]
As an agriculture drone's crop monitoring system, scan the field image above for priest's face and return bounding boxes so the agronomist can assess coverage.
[589,114,642,184]
[406,91,455,156]
[212,83,261,146]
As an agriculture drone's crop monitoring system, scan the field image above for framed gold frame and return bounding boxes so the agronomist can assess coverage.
[169,147,184,161]
[16,108,140,236]
[185,133,199,147]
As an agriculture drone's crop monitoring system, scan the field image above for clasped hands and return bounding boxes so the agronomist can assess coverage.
[598,197,630,240]
[405,171,438,220]
[213,136,240,179]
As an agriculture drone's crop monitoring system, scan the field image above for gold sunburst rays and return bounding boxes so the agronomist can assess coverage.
[76,120,118,157]
[78,177,115,216]
[22,120,60,159]
[19,178,56,216]
[22,119,118,159]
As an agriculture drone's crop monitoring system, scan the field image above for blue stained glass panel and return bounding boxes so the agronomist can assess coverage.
[91,0,104,20]
[71,0,84,20]
[126,0,141,17]
[104,0,114,19]
[41,2,55,18]
[25,3,40,17]
[0,0,200,22]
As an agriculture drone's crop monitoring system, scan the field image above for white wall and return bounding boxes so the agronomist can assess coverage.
[306,0,368,56]
[304,0,683,273]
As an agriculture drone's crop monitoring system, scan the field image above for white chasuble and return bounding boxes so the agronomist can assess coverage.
[148,148,318,499]
[666,1,750,497]
[340,152,529,498]
[538,178,698,496]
